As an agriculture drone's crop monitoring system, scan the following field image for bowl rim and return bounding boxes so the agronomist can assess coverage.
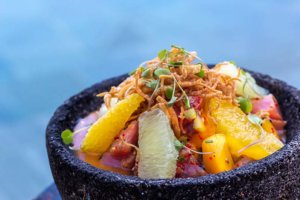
[46,69,300,187]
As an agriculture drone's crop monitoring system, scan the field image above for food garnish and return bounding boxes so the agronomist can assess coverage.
[61,45,286,179]
[81,93,144,155]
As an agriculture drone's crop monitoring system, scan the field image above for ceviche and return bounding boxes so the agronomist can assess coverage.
[61,45,286,179]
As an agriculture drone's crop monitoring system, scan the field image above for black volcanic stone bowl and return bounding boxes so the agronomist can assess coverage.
[46,70,300,200]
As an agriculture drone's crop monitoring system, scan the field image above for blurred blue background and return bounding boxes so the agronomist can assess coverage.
[1,0,300,199]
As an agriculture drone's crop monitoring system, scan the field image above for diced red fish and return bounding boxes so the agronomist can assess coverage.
[109,121,138,157]
[100,152,129,171]
[271,119,287,131]
[234,156,253,169]
[176,145,207,178]
[252,94,283,120]
[189,96,202,110]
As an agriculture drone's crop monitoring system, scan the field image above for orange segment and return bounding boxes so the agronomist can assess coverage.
[209,98,283,160]
[202,134,234,174]
[81,93,144,155]
[261,119,279,139]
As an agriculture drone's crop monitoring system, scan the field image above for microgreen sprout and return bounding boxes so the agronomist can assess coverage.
[174,140,184,151]
[178,156,185,162]
[171,74,191,109]
[174,139,214,155]
[128,66,145,76]
[158,49,168,61]
[146,80,159,90]
[154,68,171,77]
[128,70,136,76]
[61,125,90,145]
[167,80,177,107]
[247,114,263,126]
[183,96,190,109]
[171,44,185,52]
[165,87,174,100]
[61,129,73,145]
[168,61,183,68]
[141,68,151,78]
[196,70,205,78]
[229,61,237,66]
[148,77,161,108]
[171,44,205,63]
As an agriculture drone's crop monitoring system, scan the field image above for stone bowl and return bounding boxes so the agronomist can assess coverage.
[46,70,300,199]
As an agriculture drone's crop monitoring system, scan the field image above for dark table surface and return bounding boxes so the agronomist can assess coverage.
[1,1,300,199]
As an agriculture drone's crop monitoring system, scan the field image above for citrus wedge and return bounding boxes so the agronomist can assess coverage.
[81,93,144,155]
[202,134,234,174]
[138,109,178,179]
[209,98,283,160]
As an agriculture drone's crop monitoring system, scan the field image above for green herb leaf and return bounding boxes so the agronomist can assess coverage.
[154,68,171,77]
[167,80,177,107]
[183,95,190,109]
[240,69,246,75]
[167,96,177,107]
[195,69,205,78]
[129,66,145,76]
[247,114,263,125]
[205,140,214,144]
[168,61,183,68]
[174,140,184,151]
[146,80,159,90]
[178,156,185,162]
[140,66,145,72]
[229,61,237,66]
[165,87,173,100]
[158,49,168,60]
[141,68,150,78]
[61,129,73,145]
[238,97,253,113]
[128,69,136,76]
[171,44,184,51]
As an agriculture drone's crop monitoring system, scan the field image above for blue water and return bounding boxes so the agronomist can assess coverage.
[1,1,300,199]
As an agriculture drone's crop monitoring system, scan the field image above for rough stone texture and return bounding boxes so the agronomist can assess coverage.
[46,70,300,200]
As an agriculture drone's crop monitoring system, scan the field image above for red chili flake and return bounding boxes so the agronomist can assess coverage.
[271,127,275,133]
